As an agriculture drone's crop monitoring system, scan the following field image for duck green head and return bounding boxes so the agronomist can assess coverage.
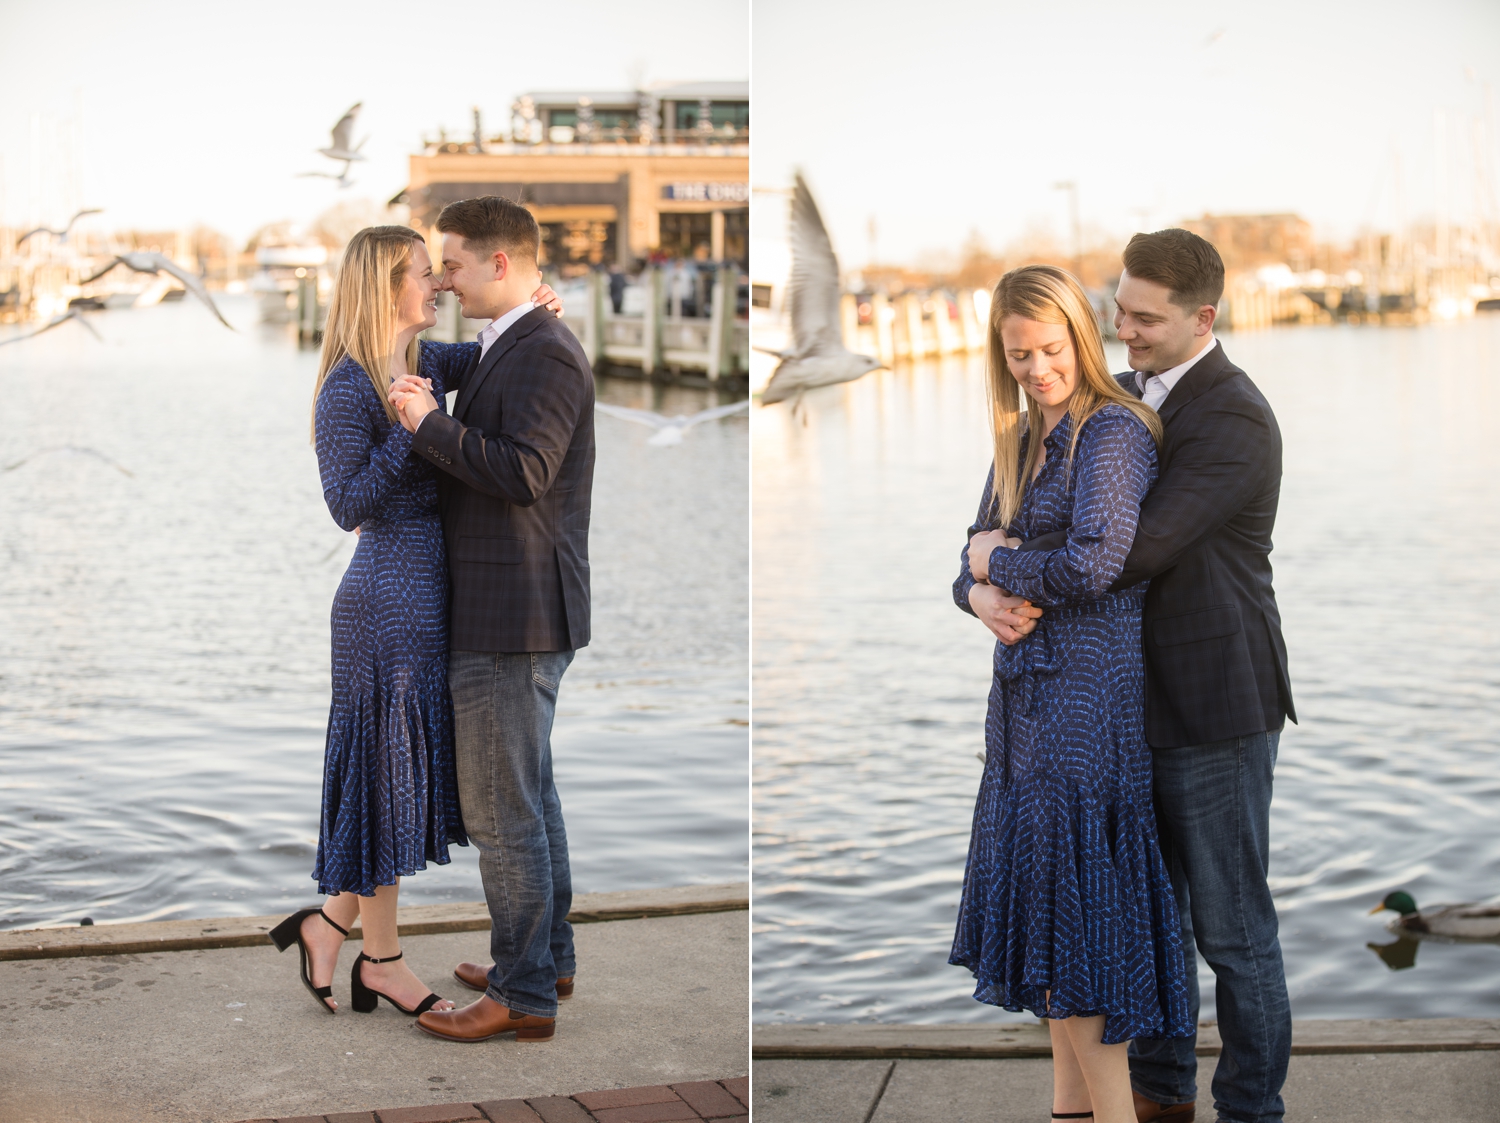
[1370,890,1419,917]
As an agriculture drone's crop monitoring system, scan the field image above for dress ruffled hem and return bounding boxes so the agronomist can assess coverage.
[313,675,467,898]
[950,778,1194,1045]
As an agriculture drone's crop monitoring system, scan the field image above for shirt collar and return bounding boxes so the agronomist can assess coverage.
[1135,334,1217,394]
[1039,410,1074,449]
[480,301,536,348]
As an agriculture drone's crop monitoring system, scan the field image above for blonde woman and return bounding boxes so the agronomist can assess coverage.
[949,266,1192,1122]
[269,226,560,1017]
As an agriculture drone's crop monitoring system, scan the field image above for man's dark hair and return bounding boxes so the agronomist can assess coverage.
[1122,228,1225,311]
[436,195,541,265]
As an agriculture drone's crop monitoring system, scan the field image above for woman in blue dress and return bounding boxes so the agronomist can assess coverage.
[269,226,559,1017]
[950,266,1193,1122]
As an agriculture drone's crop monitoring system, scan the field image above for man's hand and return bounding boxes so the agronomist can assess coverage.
[968,583,1042,645]
[531,283,564,317]
[968,528,1022,582]
[389,375,438,434]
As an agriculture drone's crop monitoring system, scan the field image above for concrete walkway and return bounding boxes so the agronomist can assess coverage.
[0,888,747,1123]
[235,1076,749,1123]
[752,1020,1500,1123]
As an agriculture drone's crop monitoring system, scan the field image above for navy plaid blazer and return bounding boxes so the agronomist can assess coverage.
[1006,341,1295,748]
[414,306,595,654]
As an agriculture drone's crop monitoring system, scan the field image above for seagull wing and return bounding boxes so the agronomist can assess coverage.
[680,399,751,428]
[0,312,77,347]
[70,445,135,476]
[139,254,237,331]
[78,257,125,285]
[16,225,59,246]
[594,402,670,429]
[331,103,362,151]
[63,208,103,235]
[786,172,845,358]
[3,444,133,476]
[72,313,104,341]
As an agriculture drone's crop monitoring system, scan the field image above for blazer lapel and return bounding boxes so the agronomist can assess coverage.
[1157,340,1229,425]
[453,306,553,420]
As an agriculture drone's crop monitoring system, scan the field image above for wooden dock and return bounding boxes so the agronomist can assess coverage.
[427,265,749,381]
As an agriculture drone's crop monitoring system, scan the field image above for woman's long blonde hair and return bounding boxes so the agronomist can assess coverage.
[985,264,1162,528]
[311,225,427,436]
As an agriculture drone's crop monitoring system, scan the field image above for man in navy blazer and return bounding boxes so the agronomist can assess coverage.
[390,196,594,1045]
[978,230,1294,1123]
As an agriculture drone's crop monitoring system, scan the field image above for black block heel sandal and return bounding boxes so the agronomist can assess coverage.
[269,907,349,1014]
[1052,1114,1093,1120]
[350,950,443,1016]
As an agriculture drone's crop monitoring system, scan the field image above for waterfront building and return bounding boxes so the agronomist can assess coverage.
[400,82,748,277]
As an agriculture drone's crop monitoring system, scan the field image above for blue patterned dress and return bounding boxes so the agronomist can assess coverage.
[950,403,1193,1044]
[312,341,480,897]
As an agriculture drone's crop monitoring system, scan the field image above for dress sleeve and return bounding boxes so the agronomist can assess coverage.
[953,463,1000,617]
[314,373,415,531]
[418,340,481,397]
[986,410,1155,607]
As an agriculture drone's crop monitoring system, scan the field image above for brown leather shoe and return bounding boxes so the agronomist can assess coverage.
[416,994,555,1042]
[1133,1090,1196,1122]
[453,961,573,998]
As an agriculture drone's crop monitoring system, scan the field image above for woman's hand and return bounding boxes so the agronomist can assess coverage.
[967,528,1022,582]
[531,283,564,317]
[389,375,437,433]
[968,584,1042,645]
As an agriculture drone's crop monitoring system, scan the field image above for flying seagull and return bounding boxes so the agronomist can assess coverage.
[0,309,103,348]
[3,444,134,476]
[594,399,750,446]
[299,103,367,186]
[16,208,103,247]
[79,253,235,331]
[759,172,885,408]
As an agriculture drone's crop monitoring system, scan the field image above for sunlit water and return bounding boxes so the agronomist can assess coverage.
[0,295,747,930]
[752,316,1500,1025]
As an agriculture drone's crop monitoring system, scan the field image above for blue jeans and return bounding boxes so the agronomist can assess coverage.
[1129,730,1290,1123]
[450,649,576,1018]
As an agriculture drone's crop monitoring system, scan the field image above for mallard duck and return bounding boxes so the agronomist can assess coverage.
[1369,891,1500,941]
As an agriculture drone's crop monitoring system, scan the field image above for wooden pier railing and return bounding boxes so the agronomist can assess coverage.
[427,264,748,381]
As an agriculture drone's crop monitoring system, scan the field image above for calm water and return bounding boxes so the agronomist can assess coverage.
[0,295,747,930]
[752,316,1500,1025]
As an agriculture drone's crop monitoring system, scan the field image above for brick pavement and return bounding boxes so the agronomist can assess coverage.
[231,1078,749,1123]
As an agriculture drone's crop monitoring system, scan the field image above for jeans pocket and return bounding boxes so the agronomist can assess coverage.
[530,653,561,692]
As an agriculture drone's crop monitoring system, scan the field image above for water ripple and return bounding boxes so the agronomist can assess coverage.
[0,297,747,930]
[752,319,1500,1024]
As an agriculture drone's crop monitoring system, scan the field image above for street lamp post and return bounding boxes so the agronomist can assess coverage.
[1053,180,1082,279]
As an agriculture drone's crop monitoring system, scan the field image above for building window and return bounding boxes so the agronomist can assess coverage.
[539,220,616,277]
[723,208,748,265]
[672,101,749,133]
[658,212,713,259]
[546,107,638,141]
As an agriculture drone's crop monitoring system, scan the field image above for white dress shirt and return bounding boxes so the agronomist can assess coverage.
[1136,336,1217,411]
[477,300,536,358]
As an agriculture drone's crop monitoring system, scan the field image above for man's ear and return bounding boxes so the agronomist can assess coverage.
[492,250,510,281]
[1197,303,1217,335]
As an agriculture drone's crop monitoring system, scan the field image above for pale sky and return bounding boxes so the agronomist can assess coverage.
[0,0,747,244]
[752,0,1500,267]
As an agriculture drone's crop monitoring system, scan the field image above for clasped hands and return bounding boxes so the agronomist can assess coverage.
[966,528,1042,646]
[388,283,565,433]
